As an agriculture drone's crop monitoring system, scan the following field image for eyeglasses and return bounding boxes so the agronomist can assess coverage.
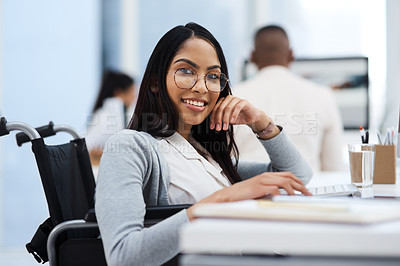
[168,68,228,92]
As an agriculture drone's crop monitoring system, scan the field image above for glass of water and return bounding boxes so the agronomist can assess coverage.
[348,144,376,188]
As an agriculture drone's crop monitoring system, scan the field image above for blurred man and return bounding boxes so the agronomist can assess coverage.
[234,25,345,172]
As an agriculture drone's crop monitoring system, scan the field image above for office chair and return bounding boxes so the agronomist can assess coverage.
[0,117,190,266]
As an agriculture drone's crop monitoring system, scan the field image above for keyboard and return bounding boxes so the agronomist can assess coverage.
[308,184,361,197]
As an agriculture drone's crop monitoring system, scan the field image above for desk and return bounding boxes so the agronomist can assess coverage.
[308,171,400,197]
[179,172,400,265]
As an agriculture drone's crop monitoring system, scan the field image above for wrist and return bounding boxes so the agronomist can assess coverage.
[250,113,270,133]
[254,118,279,139]
[186,207,195,221]
[206,189,229,203]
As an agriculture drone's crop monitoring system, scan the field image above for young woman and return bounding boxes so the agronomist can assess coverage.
[95,23,313,266]
[86,71,135,166]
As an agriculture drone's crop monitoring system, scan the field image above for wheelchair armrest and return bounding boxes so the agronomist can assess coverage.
[84,209,97,222]
[84,204,190,225]
[84,204,191,224]
[144,204,191,227]
[47,205,191,264]
[47,219,99,266]
[145,204,191,220]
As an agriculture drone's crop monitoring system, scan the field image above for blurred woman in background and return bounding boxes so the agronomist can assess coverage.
[86,71,136,167]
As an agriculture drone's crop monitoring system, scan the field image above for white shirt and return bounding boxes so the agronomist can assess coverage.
[86,97,128,152]
[234,65,345,172]
[157,132,231,204]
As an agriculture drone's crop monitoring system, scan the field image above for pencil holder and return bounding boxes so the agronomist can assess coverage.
[373,145,396,184]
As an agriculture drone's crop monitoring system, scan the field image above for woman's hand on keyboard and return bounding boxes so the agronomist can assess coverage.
[187,172,312,220]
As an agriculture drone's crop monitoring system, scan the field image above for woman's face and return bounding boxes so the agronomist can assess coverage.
[120,84,136,108]
[115,84,136,108]
[166,37,221,133]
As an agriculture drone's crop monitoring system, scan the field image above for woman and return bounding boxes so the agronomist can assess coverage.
[95,23,312,266]
[86,71,135,166]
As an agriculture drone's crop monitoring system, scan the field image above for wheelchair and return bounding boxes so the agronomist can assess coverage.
[0,117,189,266]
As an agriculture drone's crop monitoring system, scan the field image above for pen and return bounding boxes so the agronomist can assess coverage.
[377,130,383,145]
[391,128,394,145]
[398,109,400,157]
[386,129,390,145]
[359,126,368,144]
[359,126,365,143]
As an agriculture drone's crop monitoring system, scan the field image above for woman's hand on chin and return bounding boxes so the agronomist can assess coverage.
[208,95,279,136]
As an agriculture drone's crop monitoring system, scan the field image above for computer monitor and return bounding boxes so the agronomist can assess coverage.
[290,57,369,130]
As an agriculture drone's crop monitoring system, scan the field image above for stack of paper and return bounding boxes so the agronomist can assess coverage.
[193,197,400,224]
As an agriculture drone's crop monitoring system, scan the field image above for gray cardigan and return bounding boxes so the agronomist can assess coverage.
[95,129,312,266]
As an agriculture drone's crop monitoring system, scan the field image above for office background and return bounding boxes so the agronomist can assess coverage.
[0,0,399,264]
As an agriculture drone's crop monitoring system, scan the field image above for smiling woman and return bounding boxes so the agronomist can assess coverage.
[166,38,222,137]
[95,22,313,266]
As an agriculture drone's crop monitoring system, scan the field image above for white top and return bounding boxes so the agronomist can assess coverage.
[85,97,127,152]
[233,66,345,172]
[157,132,231,204]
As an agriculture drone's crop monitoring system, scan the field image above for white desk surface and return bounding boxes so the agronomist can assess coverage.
[308,171,400,197]
[180,171,400,258]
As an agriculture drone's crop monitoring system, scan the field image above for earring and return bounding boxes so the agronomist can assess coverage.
[151,87,158,93]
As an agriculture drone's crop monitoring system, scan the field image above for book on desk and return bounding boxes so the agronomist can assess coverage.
[181,171,400,260]
[192,197,400,224]
[181,198,400,258]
